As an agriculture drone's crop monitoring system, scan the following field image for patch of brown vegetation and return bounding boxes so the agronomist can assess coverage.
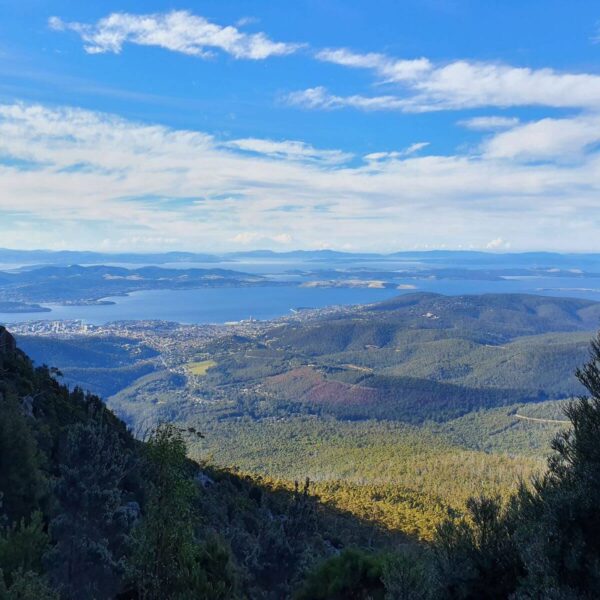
[265,366,379,406]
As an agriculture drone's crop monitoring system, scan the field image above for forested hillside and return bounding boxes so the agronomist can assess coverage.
[0,326,401,598]
[15,293,598,545]
[176,293,596,424]
[18,294,596,427]
[3,323,600,598]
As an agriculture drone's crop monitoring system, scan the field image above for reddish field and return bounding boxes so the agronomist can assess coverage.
[264,366,379,407]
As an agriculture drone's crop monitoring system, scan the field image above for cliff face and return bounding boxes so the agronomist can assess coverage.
[0,326,16,354]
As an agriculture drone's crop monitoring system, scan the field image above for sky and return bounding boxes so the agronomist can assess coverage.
[0,1,600,253]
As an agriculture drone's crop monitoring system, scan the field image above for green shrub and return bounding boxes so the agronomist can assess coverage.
[295,548,385,600]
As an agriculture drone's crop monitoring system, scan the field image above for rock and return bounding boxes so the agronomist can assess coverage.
[20,395,34,418]
[195,471,215,488]
[0,326,16,354]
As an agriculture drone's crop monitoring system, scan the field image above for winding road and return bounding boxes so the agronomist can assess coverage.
[514,413,569,425]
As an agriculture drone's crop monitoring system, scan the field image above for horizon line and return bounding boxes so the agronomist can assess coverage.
[1,247,600,257]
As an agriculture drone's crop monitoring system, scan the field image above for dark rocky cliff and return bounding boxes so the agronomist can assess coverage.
[0,326,16,354]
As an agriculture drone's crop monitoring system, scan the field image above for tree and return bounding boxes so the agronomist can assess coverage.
[0,569,58,600]
[46,421,129,599]
[0,511,49,589]
[295,548,386,600]
[127,423,233,600]
[433,495,521,599]
[511,334,600,597]
[251,478,322,596]
[382,547,437,600]
[431,332,600,599]
[0,395,45,523]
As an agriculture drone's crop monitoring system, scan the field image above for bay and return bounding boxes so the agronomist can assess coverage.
[1,275,600,326]
[0,286,399,325]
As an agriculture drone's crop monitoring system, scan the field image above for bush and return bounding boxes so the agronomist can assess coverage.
[382,547,437,600]
[295,548,386,600]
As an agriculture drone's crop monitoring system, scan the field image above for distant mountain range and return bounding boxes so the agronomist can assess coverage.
[2,246,600,269]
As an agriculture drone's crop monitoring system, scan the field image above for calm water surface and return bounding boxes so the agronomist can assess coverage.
[0,286,399,325]
[2,277,600,326]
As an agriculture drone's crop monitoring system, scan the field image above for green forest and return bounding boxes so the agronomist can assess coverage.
[3,321,600,598]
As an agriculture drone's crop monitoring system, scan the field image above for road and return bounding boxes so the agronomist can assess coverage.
[514,413,568,425]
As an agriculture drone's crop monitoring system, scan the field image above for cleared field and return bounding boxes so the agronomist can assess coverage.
[186,359,217,376]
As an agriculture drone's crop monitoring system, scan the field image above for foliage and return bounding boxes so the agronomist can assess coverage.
[5,320,600,598]
[193,415,543,539]
[0,394,45,522]
[429,330,600,599]
[46,421,130,599]
[0,569,58,600]
[382,547,438,600]
[0,512,48,588]
[126,423,200,599]
[434,495,522,599]
[126,423,234,599]
[1,335,392,598]
[509,354,600,596]
[295,548,386,600]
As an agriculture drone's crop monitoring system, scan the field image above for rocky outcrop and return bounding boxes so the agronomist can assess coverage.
[0,326,16,354]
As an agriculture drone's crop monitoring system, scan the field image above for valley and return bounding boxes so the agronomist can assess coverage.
[11,291,595,539]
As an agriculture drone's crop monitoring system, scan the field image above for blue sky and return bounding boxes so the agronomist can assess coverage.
[1,1,599,252]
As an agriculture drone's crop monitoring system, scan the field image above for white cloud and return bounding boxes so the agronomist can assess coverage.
[415,61,600,110]
[49,11,299,60]
[231,232,293,245]
[404,142,430,155]
[231,232,259,244]
[272,233,293,244]
[483,114,600,160]
[316,48,431,81]
[0,102,599,252]
[459,116,520,130]
[364,143,429,161]
[302,50,600,112]
[287,86,413,111]
[486,237,511,250]
[235,16,260,27]
[224,138,352,164]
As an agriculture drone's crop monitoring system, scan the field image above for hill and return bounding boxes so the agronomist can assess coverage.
[3,322,600,598]
[0,326,406,599]
[12,294,599,545]
[161,293,596,424]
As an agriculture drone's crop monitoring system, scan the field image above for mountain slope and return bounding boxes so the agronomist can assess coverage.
[0,326,404,599]
[176,293,597,424]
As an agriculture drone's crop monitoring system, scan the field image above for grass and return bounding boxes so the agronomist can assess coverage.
[186,359,217,376]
